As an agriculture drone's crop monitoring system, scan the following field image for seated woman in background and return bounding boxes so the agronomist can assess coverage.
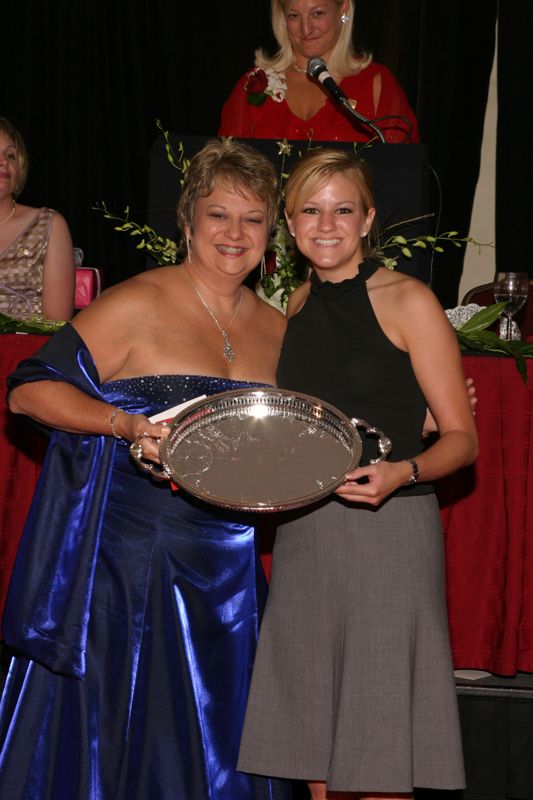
[219,0,418,143]
[0,117,74,321]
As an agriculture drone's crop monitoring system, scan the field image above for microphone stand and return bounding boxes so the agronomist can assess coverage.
[305,58,388,143]
[338,97,386,144]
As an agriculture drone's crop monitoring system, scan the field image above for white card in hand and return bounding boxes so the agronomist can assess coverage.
[148,395,207,424]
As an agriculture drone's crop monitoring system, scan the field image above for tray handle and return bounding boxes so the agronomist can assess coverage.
[350,418,392,463]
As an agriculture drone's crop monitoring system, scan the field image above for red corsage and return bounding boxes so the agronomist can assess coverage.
[245,68,269,106]
[244,68,287,106]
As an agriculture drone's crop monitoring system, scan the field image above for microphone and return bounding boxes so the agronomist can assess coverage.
[306,57,386,143]
[306,57,347,103]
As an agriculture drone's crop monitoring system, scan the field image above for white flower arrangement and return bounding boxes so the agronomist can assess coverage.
[264,69,287,103]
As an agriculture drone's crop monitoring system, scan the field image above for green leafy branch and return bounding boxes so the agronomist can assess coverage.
[92,201,178,265]
[377,220,491,270]
[454,302,533,383]
[155,119,190,184]
[93,121,189,266]
[0,311,65,335]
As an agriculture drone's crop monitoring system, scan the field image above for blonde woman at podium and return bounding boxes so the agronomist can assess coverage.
[219,0,418,143]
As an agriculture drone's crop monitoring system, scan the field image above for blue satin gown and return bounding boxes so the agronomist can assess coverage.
[0,326,292,800]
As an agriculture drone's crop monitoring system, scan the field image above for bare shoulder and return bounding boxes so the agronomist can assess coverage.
[46,211,74,255]
[70,266,181,380]
[371,267,442,314]
[249,289,287,335]
[49,210,71,234]
[286,279,311,318]
[368,267,452,350]
[73,266,173,336]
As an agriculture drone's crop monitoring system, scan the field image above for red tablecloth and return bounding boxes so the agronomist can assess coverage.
[438,355,533,675]
[0,334,50,622]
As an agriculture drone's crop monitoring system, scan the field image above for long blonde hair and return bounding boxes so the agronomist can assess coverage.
[255,0,371,78]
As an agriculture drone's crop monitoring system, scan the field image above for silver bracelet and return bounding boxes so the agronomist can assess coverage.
[405,458,420,485]
[109,407,124,440]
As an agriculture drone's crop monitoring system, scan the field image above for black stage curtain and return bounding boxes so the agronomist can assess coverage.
[2,1,272,284]
[2,0,525,305]
[496,1,533,279]
[357,0,498,307]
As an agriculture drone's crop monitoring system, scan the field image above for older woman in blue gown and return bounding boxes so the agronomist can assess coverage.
[0,140,291,800]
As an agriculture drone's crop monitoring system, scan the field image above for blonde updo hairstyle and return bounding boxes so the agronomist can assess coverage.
[0,117,29,197]
[284,148,376,257]
[255,0,371,77]
[177,139,279,247]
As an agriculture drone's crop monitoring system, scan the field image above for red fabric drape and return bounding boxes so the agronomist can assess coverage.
[0,334,50,623]
[438,355,533,675]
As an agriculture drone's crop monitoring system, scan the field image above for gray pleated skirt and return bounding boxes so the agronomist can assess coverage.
[238,493,465,793]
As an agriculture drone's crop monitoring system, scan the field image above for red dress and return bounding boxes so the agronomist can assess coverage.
[219,62,419,143]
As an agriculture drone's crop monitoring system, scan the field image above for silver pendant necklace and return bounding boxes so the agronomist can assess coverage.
[186,269,243,363]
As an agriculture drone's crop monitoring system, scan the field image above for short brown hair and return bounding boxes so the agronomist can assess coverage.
[0,117,29,196]
[177,139,279,239]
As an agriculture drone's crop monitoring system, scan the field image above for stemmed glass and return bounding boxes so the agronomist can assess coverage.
[493,272,529,340]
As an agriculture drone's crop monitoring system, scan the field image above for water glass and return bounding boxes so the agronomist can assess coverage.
[493,272,529,340]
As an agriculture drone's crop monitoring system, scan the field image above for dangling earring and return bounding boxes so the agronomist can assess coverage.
[186,235,192,263]
[260,255,266,279]
[341,13,350,24]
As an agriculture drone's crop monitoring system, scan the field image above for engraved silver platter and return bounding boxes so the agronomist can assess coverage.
[153,388,391,512]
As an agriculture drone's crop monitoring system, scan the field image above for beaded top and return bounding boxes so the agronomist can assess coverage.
[0,207,54,319]
[101,374,268,417]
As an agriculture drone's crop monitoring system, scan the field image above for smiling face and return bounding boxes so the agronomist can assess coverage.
[0,132,20,199]
[187,181,270,282]
[286,171,375,282]
[284,0,348,67]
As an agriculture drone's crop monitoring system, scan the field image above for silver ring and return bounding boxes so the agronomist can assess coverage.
[129,433,169,480]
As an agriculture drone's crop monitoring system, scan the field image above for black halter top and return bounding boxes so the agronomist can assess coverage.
[277,259,432,493]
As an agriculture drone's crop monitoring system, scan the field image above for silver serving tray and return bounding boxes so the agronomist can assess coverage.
[154,388,391,512]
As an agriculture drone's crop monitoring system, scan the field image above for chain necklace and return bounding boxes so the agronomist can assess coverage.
[0,199,16,226]
[185,269,243,363]
[292,62,307,74]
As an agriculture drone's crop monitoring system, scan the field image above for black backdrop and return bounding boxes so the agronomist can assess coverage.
[2,0,528,306]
